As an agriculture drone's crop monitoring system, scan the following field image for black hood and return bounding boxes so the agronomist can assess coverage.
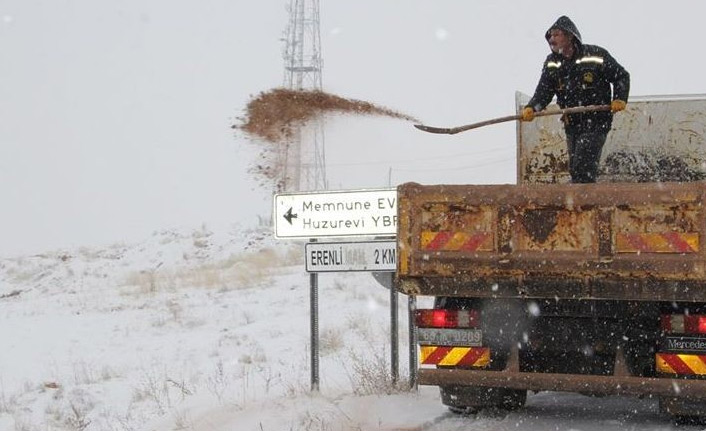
[545,15,582,45]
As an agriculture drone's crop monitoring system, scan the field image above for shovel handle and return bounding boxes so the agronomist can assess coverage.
[414,105,612,135]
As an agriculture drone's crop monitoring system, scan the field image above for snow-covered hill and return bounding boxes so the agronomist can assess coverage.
[0,224,695,431]
[0,224,425,430]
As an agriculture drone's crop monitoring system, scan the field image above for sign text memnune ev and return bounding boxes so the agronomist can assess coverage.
[274,189,397,239]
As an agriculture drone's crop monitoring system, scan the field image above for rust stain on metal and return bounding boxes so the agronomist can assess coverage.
[517,207,596,251]
[615,204,699,234]
[428,261,457,277]
[523,128,570,184]
[421,203,494,232]
[417,368,706,400]
[520,208,558,243]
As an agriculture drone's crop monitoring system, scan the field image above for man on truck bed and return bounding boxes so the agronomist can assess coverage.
[521,16,630,183]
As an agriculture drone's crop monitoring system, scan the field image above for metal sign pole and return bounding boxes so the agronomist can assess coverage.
[408,294,418,389]
[390,281,399,386]
[310,242,320,392]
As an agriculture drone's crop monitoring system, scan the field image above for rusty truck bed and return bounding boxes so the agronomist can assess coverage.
[397,181,706,301]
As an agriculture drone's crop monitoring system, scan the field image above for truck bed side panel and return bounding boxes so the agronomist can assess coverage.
[397,182,706,301]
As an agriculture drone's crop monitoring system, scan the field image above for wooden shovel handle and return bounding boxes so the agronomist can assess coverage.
[414,105,612,135]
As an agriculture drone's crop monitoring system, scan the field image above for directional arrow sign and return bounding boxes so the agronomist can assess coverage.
[274,188,397,239]
[283,207,297,224]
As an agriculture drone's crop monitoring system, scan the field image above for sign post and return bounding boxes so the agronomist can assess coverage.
[309,239,320,392]
[273,188,401,391]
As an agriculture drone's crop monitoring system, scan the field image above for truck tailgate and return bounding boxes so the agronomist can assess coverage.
[397,182,706,301]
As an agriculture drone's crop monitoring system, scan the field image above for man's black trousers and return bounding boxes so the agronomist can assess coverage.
[565,129,609,183]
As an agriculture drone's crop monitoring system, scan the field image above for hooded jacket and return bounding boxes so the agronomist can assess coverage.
[527,16,630,133]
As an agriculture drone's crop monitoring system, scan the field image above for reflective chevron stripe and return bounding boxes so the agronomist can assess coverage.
[616,232,699,253]
[420,346,490,367]
[656,353,706,375]
[421,231,493,251]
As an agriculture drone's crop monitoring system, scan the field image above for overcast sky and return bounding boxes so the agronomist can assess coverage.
[1,1,705,256]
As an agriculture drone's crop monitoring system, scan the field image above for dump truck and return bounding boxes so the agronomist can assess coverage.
[397,93,706,420]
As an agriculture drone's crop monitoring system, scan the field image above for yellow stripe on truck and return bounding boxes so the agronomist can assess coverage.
[419,346,490,367]
[656,353,706,375]
[681,354,706,374]
[616,232,699,253]
[438,347,471,366]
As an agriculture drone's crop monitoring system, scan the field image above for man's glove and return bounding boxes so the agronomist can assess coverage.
[611,99,627,112]
[521,107,535,122]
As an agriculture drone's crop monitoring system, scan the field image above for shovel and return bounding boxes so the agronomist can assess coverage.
[414,105,611,135]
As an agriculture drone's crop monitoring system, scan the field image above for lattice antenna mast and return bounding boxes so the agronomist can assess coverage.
[283,0,322,90]
[281,0,327,191]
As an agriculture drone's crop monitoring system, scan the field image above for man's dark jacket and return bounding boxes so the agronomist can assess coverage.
[527,16,630,133]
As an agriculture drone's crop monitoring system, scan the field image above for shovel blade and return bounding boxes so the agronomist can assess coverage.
[413,124,454,134]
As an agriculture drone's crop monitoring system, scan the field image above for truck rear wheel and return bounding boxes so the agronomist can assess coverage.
[441,385,527,413]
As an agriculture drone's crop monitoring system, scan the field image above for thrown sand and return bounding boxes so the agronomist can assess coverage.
[234,88,419,144]
[233,88,419,190]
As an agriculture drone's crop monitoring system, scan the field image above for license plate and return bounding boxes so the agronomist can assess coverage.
[417,328,482,346]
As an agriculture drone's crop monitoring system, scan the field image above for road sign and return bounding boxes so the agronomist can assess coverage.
[305,240,396,272]
[274,188,397,239]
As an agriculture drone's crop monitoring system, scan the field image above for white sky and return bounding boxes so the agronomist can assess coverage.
[1,1,705,256]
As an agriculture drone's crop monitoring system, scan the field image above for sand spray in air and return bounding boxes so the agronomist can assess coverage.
[232,88,419,189]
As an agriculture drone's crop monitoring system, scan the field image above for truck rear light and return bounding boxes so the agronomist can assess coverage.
[415,309,480,328]
[661,314,706,334]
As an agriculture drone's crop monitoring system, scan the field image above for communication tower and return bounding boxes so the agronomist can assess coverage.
[281,0,327,192]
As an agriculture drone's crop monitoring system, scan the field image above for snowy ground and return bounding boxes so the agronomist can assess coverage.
[0,224,702,430]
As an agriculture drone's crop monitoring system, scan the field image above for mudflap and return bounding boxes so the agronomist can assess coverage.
[660,396,706,424]
[441,385,527,413]
[436,297,527,413]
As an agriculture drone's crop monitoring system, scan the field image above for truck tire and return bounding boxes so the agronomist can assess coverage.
[441,385,527,413]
